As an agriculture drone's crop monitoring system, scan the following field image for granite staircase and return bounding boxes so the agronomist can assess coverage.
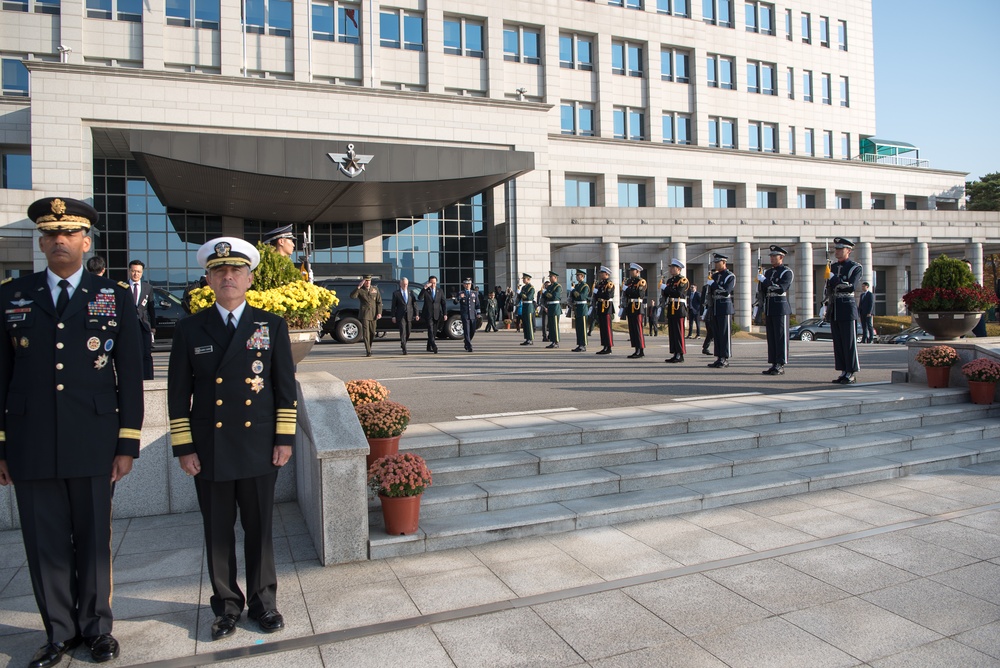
[368,385,1000,559]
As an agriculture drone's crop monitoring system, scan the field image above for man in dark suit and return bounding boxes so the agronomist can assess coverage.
[858,281,875,343]
[391,277,418,354]
[687,284,701,339]
[0,197,144,667]
[128,259,156,379]
[421,275,447,353]
[455,278,480,352]
[168,237,296,641]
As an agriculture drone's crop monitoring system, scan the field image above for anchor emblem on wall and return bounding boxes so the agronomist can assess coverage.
[328,143,374,178]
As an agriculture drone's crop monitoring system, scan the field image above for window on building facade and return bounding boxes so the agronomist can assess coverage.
[312,1,360,43]
[838,20,848,50]
[802,70,813,102]
[801,11,811,43]
[786,67,794,99]
[757,189,777,208]
[667,182,694,207]
[245,0,292,36]
[804,128,814,156]
[708,116,736,149]
[86,0,140,21]
[660,46,690,82]
[618,179,647,207]
[166,0,220,29]
[745,1,773,35]
[748,121,776,153]
[841,132,851,159]
[2,0,28,11]
[787,126,795,154]
[561,101,595,136]
[819,16,830,47]
[609,0,643,8]
[1,58,28,96]
[560,33,593,70]
[798,191,817,209]
[662,112,691,144]
[821,73,831,104]
[837,195,852,209]
[872,197,886,210]
[747,61,775,94]
[504,25,541,64]
[381,9,423,50]
[612,40,643,77]
[565,176,597,206]
[706,53,734,89]
[840,76,850,107]
[657,0,689,17]
[613,106,645,140]
[1,150,30,189]
[823,130,833,158]
[713,185,737,208]
[784,8,792,39]
[444,16,484,57]
[702,0,733,27]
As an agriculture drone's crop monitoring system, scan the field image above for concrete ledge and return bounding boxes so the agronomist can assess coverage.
[906,339,1000,401]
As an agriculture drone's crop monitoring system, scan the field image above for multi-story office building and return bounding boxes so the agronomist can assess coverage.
[1,0,996,324]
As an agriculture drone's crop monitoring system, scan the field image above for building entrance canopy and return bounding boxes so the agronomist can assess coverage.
[94,129,533,223]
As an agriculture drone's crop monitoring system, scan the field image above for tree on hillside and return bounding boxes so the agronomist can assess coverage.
[966,172,1000,211]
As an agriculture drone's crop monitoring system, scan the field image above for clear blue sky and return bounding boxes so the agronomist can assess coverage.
[873,0,1000,181]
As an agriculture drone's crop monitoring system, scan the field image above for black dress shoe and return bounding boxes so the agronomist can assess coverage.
[596,348,610,355]
[702,348,712,355]
[838,374,857,385]
[708,359,729,368]
[29,638,81,668]
[627,351,639,359]
[831,376,846,384]
[571,346,582,352]
[546,343,558,348]
[85,634,120,663]
[665,356,680,363]
[211,614,240,640]
[250,609,285,633]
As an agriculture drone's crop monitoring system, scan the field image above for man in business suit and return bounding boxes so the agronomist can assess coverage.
[858,281,875,343]
[455,278,480,352]
[128,259,156,379]
[0,197,144,667]
[421,275,447,353]
[350,275,382,357]
[168,237,296,642]
[390,277,418,354]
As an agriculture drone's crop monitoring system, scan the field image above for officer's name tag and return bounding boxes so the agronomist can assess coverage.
[194,345,214,355]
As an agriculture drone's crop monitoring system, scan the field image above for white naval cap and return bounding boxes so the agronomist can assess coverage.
[629,262,643,271]
[670,258,685,269]
[599,266,612,274]
[197,237,260,271]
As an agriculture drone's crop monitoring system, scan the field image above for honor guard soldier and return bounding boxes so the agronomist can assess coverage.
[707,253,735,368]
[701,273,715,355]
[826,237,863,384]
[168,237,296,641]
[592,266,615,354]
[1,197,144,667]
[518,273,536,345]
[262,224,296,258]
[662,258,689,363]
[542,270,563,348]
[623,262,647,358]
[455,278,480,352]
[570,269,591,352]
[759,245,794,375]
[350,275,382,357]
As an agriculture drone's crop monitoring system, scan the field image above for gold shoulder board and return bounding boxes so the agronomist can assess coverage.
[1,277,11,285]
[118,281,130,290]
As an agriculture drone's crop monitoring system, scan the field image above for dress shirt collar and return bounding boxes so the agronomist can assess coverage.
[214,300,248,326]
[46,266,84,295]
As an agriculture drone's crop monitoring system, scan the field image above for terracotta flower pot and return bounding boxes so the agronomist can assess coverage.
[968,380,997,405]
[924,365,951,389]
[366,435,401,469]
[379,493,422,535]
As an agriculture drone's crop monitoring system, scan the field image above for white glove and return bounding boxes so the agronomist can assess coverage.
[706,279,714,286]
[617,307,624,318]
[758,274,766,282]
[587,307,593,316]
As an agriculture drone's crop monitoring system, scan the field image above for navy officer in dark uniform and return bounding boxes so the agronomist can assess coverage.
[759,245,794,375]
[623,262,647,358]
[707,253,735,368]
[455,277,480,352]
[826,237,863,384]
[0,197,144,668]
[662,258,689,363]
[168,237,297,641]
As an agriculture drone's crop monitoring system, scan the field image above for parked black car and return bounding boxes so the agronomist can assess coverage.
[317,279,482,344]
[789,317,871,343]
[152,287,188,342]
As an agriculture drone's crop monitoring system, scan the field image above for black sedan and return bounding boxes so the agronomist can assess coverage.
[152,287,188,343]
[789,317,871,343]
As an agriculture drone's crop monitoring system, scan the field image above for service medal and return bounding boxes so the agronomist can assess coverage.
[250,376,265,394]
[87,336,101,351]
[105,339,114,351]
[251,360,263,374]
[94,353,109,369]
[19,336,28,348]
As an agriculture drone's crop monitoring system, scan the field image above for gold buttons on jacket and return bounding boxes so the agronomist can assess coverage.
[216,399,223,406]
[56,384,64,391]
[57,323,65,329]
[56,363,64,370]
[244,421,251,428]
[215,422,222,428]
[245,400,252,406]
[245,378,251,384]
[216,377,223,384]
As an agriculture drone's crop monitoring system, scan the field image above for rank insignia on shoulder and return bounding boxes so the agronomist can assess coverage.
[118,281,129,290]
[1,277,11,285]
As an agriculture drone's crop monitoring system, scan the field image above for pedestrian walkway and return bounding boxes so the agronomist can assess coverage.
[5,460,1000,667]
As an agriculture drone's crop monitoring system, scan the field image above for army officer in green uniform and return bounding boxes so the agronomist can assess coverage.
[542,270,563,349]
[350,275,382,357]
[518,273,536,345]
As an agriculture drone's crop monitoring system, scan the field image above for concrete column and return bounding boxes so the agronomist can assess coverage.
[672,241,687,270]
[858,241,873,288]
[604,241,620,303]
[798,241,814,320]
[735,242,751,329]
[966,242,984,283]
[912,242,929,291]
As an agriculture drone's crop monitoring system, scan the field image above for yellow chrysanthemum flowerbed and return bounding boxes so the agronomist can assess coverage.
[188,281,339,330]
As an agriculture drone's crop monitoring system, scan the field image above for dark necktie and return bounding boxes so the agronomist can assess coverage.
[227,313,237,339]
[56,279,70,316]
[133,283,139,305]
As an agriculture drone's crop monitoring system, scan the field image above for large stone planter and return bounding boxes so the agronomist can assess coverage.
[289,328,319,364]
[912,312,982,341]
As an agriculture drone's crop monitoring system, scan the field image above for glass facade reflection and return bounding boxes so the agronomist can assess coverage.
[244,220,365,264]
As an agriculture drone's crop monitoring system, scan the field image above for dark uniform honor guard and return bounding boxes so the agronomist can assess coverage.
[759,245,794,375]
[518,274,536,345]
[623,262,647,358]
[350,275,382,357]
[826,237,863,384]
[707,253,735,368]
[0,197,144,667]
[662,258,689,363]
[168,237,296,641]
[455,278,480,352]
[592,266,615,354]
[542,270,563,348]
[570,269,591,352]
[701,275,715,355]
